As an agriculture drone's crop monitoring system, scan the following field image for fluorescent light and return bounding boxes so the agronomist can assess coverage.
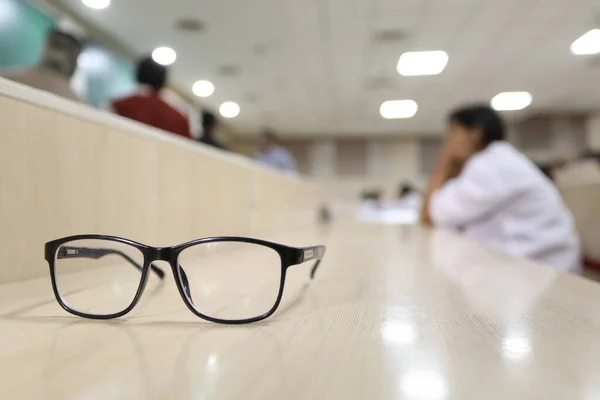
[397,51,448,76]
[380,100,418,119]
[82,0,110,10]
[571,29,600,55]
[491,92,532,111]
[219,102,240,118]
[152,47,176,66]
[192,80,215,97]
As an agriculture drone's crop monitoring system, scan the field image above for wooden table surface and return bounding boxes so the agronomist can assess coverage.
[1,222,600,399]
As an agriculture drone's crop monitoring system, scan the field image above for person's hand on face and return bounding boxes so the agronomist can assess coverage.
[441,132,467,164]
[442,123,481,164]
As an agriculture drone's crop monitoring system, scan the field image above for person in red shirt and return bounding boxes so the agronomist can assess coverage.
[112,56,191,139]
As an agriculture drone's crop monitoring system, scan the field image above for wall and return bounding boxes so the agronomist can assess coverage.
[511,115,588,163]
[586,113,600,152]
[0,78,323,283]
[233,136,431,204]
[321,137,428,203]
[234,111,598,206]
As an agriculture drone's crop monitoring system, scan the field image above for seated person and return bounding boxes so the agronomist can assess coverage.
[255,129,296,172]
[112,56,191,138]
[391,182,422,208]
[198,110,227,150]
[2,27,82,102]
[421,105,580,273]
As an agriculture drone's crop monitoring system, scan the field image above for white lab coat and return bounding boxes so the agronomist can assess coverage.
[430,142,581,273]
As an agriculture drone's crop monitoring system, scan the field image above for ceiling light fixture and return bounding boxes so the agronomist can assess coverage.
[380,100,418,119]
[81,0,110,10]
[192,80,214,97]
[219,102,240,118]
[491,92,532,111]
[397,51,448,76]
[571,29,600,55]
[152,47,176,66]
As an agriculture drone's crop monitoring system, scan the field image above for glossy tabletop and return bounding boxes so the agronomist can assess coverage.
[1,222,600,399]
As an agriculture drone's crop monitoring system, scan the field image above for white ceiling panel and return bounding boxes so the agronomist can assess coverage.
[51,0,600,136]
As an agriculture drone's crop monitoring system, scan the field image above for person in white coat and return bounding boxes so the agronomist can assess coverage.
[421,105,581,273]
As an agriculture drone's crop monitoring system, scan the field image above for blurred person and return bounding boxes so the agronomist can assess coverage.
[255,129,296,172]
[421,104,580,273]
[358,189,387,222]
[2,27,82,101]
[112,56,191,138]
[391,182,422,208]
[199,111,227,150]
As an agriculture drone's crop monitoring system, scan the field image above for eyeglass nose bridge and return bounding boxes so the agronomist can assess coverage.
[146,247,175,263]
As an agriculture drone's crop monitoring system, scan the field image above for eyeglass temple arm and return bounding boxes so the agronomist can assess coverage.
[296,245,326,280]
[56,246,166,279]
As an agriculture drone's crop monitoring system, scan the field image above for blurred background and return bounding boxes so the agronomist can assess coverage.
[2,0,600,203]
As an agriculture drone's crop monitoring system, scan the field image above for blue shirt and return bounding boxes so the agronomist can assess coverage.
[256,146,296,172]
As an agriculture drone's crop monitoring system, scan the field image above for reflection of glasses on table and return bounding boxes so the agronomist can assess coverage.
[44,235,326,324]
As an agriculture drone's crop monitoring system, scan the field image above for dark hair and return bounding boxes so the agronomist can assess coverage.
[449,105,506,147]
[136,56,167,90]
[44,29,83,77]
[262,128,279,144]
[47,29,83,52]
[398,182,415,198]
[202,110,218,131]
[360,189,382,202]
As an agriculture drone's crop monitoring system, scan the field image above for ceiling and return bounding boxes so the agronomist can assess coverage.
[46,0,600,136]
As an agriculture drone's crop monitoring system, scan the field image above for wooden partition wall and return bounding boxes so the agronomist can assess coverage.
[0,78,323,283]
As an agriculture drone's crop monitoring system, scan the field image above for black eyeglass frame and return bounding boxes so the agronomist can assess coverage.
[45,234,325,324]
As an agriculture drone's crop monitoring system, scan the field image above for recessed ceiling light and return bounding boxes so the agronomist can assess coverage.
[192,80,214,97]
[220,102,240,118]
[571,29,600,55]
[380,100,418,119]
[152,47,176,66]
[491,92,532,111]
[82,0,110,10]
[397,51,449,76]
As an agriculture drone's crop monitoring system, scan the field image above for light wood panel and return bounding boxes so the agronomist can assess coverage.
[558,179,600,262]
[1,222,600,399]
[0,78,322,282]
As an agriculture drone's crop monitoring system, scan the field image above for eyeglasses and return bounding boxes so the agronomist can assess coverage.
[44,235,325,324]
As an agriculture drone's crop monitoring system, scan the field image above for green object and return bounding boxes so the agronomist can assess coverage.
[0,0,136,106]
[79,45,136,109]
[0,0,54,68]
